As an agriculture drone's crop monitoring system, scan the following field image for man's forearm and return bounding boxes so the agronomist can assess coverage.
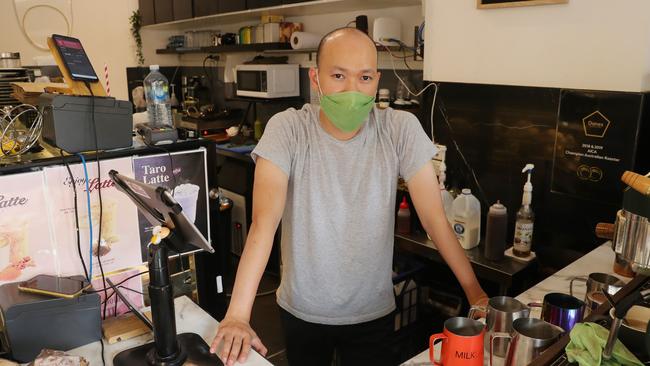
[429,222,485,303]
[225,222,276,321]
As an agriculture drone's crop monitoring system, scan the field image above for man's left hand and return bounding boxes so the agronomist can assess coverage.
[468,293,490,319]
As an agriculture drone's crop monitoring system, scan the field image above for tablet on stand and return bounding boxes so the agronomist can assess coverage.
[108,170,220,366]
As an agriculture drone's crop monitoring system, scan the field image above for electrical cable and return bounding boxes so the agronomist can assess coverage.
[402,46,412,71]
[167,248,191,285]
[102,285,144,306]
[59,149,89,281]
[202,55,223,99]
[83,81,109,337]
[83,80,108,366]
[76,152,94,279]
[381,44,437,98]
[429,81,439,141]
[142,142,178,192]
[85,271,148,294]
[437,100,489,206]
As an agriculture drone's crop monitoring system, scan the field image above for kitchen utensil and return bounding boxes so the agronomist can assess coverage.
[596,222,615,240]
[491,317,564,366]
[603,287,650,360]
[0,52,21,68]
[529,292,585,332]
[608,305,650,360]
[570,272,624,316]
[611,171,650,272]
[429,317,485,366]
[622,171,650,196]
[469,296,530,358]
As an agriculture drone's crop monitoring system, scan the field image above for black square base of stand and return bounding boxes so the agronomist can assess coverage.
[113,333,222,366]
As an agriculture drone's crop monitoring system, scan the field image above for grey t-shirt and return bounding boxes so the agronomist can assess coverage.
[251,104,436,325]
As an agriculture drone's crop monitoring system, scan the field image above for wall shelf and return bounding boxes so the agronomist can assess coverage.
[156,43,405,57]
[143,0,421,30]
[156,42,293,54]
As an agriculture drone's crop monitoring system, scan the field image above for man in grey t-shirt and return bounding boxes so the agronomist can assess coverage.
[211,28,488,366]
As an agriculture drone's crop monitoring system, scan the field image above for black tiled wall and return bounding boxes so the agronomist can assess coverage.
[420,82,648,270]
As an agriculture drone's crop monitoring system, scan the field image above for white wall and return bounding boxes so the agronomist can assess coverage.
[0,0,140,100]
[423,0,650,92]
[0,2,424,101]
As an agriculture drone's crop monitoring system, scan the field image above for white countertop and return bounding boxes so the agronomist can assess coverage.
[402,242,628,366]
[68,296,272,366]
[515,242,628,318]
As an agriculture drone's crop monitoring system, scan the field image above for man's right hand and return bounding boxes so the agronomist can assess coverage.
[210,317,268,366]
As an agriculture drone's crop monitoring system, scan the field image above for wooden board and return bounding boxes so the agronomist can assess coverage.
[102,311,153,344]
[46,37,107,96]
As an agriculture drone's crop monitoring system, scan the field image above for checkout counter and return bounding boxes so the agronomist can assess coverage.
[0,136,228,363]
[68,296,271,366]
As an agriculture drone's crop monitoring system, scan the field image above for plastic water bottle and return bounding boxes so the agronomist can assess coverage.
[451,188,481,249]
[144,65,173,127]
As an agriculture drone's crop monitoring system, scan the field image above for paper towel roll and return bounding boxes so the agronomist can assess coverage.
[290,32,322,50]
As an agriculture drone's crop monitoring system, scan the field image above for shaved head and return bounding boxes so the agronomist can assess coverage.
[316,27,377,68]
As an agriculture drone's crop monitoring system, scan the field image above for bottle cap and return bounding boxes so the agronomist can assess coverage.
[462,188,471,195]
[489,200,507,214]
[399,196,409,209]
[149,64,160,70]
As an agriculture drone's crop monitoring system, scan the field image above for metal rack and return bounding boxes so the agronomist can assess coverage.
[0,68,30,107]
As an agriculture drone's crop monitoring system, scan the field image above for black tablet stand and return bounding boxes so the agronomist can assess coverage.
[108,170,220,366]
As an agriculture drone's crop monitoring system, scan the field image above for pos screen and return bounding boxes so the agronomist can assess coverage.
[51,34,99,82]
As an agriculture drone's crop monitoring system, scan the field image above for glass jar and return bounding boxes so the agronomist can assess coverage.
[377,88,390,109]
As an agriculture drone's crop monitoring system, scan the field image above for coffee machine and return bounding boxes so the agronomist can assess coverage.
[612,171,650,274]
[603,171,650,360]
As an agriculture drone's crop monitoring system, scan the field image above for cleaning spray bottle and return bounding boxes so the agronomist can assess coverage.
[513,164,535,257]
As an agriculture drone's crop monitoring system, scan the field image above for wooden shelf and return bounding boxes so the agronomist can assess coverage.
[226,96,305,103]
[156,43,405,56]
[156,42,293,55]
[143,0,421,30]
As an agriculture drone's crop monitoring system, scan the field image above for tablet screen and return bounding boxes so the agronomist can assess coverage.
[52,34,99,82]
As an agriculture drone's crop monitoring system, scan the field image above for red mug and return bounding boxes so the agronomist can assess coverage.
[430,317,485,366]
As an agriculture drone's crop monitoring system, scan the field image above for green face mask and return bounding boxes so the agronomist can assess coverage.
[317,73,375,133]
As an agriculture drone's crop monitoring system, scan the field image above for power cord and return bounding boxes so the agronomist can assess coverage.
[202,55,222,95]
[167,248,192,286]
[83,80,107,366]
[85,271,148,294]
[141,141,179,191]
[59,149,89,282]
[380,43,437,98]
[77,153,94,279]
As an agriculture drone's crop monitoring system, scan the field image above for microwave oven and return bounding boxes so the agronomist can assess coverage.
[235,64,300,98]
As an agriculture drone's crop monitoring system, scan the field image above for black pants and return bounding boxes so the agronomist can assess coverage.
[279,306,395,366]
